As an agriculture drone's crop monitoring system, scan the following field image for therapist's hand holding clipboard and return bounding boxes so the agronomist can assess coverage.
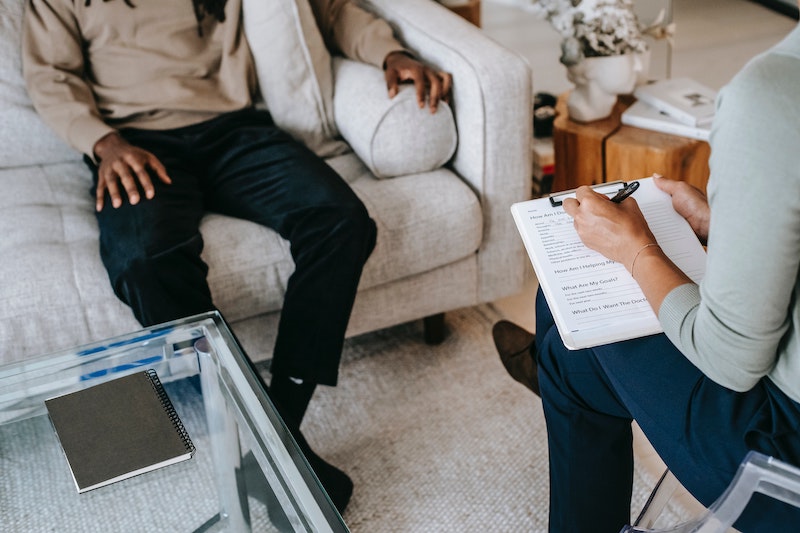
[510,175,707,350]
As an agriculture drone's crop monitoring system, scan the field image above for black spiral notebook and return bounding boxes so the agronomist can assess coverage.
[45,369,195,493]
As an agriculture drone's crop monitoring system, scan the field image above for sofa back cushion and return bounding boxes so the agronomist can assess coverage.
[241,0,457,177]
[0,0,81,168]
[242,0,349,158]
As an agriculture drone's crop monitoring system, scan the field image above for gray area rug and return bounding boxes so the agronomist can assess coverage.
[268,304,680,532]
[1,378,277,533]
[2,303,688,532]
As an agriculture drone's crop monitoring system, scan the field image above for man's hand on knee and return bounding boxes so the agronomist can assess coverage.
[93,132,172,211]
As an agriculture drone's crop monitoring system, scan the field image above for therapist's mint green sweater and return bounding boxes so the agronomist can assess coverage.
[660,23,800,404]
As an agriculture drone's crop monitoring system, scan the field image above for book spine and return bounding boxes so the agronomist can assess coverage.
[621,114,710,142]
[634,92,699,127]
[145,369,196,455]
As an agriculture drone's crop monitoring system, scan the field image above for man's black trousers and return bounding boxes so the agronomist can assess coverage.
[86,109,377,386]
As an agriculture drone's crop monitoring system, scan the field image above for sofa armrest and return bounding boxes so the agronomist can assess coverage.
[332,58,457,179]
[358,0,533,302]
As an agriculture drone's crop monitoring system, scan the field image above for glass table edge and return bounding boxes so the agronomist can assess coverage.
[0,311,349,532]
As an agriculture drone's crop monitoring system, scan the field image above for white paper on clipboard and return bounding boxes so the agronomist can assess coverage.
[511,176,707,350]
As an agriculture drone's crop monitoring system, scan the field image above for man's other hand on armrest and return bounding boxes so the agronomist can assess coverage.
[383,51,452,113]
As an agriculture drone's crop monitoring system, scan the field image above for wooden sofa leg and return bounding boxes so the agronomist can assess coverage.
[423,313,447,345]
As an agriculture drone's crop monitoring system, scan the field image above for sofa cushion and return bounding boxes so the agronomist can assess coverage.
[333,59,457,178]
[0,0,81,168]
[242,0,348,158]
[0,156,482,363]
[328,153,482,287]
[0,163,139,362]
[204,153,483,316]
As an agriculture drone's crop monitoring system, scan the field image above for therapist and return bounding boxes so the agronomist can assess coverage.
[494,9,800,532]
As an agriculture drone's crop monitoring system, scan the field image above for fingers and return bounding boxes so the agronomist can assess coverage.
[562,187,601,216]
[562,196,579,216]
[564,186,642,218]
[97,163,126,211]
[414,70,427,110]
[420,69,454,113]
[653,174,702,197]
[383,53,453,113]
[95,176,107,212]
[653,174,679,195]
[388,61,427,109]
[653,175,706,208]
[96,149,171,211]
[147,155,172,186]
[112,160,142,206]
[440,71,453,104]
[131,161,155,201]
[384,68,399,99]
[424,70,448,113]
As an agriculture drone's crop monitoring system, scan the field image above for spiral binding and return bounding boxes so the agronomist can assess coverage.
[145,369,196,455]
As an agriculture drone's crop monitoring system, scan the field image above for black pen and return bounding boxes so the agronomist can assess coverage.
[610,181,640,203]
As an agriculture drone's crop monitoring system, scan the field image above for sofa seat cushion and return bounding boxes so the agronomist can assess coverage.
[0,156,482,363]
[204,153,483,318]
[326,153,482,287]
[0,163,141,363]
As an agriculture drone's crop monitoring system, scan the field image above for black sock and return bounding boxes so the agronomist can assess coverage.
[268,373,316,428]
[268,373,354,513]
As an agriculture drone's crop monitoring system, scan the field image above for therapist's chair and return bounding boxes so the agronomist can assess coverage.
[621,451,800,533]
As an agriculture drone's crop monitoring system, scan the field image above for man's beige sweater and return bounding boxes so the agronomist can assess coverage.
[23,0,403,157]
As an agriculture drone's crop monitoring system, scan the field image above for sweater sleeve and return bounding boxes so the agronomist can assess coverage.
[308,0,406,68]
[22,0,115,158]
[658,49,800,391]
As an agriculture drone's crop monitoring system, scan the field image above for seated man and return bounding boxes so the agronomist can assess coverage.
[493,8,800,531]
[22,0,451,512]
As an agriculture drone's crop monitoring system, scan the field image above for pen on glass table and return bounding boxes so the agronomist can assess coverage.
[610,181,640,203]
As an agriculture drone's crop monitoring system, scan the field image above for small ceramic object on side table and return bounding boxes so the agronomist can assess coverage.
[565,51,650,123]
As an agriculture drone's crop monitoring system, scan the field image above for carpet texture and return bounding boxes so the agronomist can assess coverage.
[2,303,690,532]
[261,304,686,532]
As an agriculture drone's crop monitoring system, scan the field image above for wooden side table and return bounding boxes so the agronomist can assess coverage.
[552,93,710,193]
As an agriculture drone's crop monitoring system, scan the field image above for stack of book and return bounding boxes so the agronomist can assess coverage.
[622,77,717,142]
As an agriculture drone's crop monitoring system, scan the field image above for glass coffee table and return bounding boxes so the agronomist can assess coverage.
[0,312,348,532]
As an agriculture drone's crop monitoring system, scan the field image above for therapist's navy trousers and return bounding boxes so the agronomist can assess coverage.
[535,288,800,532]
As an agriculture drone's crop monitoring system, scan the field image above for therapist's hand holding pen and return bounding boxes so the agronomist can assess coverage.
[563,175,704,313]
[562,179,658,273]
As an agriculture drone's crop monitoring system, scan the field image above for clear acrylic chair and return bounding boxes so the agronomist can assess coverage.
[621,451,800,533]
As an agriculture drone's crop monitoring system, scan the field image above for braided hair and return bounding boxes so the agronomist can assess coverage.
[85,0,227,36]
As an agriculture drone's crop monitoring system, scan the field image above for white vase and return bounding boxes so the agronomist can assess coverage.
[565,50,650,123]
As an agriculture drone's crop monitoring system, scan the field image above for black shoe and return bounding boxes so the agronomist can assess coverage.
[268,376,354,514]
[242,432,354,519]
[240,451,294,531]
[492,320,540,396]
[291,429,354,514]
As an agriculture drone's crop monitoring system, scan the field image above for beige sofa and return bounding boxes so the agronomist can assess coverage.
[0,0,532,365]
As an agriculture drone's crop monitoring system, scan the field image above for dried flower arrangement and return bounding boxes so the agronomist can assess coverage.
[529,0,653,66]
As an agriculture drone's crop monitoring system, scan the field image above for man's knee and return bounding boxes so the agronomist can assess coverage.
[103,234,213,324]
[322,202,377,257]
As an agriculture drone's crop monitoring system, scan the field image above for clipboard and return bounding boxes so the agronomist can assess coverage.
[511,176,707,350]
